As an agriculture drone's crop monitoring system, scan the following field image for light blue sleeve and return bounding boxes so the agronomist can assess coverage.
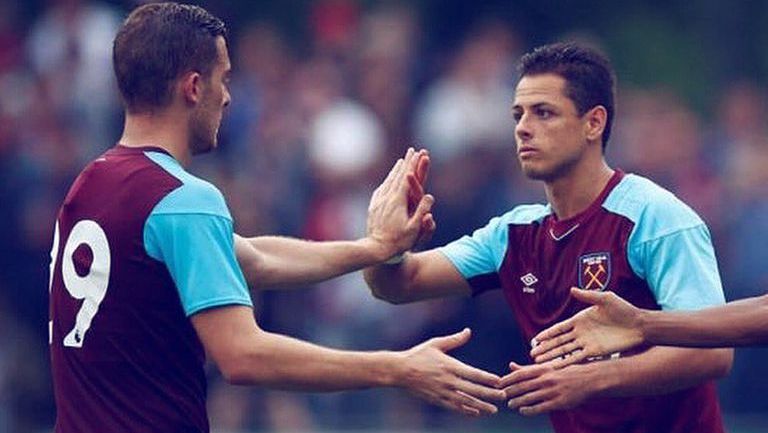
[630,226,724,311]
[607,175,725,311]
[143,151,252,316]
[439,204,549,280]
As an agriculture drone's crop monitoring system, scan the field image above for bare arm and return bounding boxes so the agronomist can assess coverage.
[530,288,768,366]
[641,294,768,347]
[502,345,732,416]
[235,235,390,289]
[236,149,434,290]
[363,249,473,304]
[191,305,506,416]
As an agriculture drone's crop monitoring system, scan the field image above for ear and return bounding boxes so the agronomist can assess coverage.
[584,105,607,143]
[179,71,204,106]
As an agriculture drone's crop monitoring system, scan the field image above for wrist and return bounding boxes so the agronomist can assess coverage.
[379,351,406,388]
[637,309,656,345]
[359,237,396,264]
[578,360,619,398]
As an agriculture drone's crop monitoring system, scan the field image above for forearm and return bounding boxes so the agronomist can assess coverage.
[364,256,419,304]
[586,346,732,397]
[229,330,401,391]
[363,250,472,304]
[641,295,768,347]
[236,235,389,290]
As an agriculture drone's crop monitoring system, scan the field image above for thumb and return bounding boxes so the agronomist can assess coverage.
[431,328,471,352]
[571,287,607,306]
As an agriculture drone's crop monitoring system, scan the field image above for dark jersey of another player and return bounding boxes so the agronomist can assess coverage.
[48,145,252,433]
[440,170,726,433]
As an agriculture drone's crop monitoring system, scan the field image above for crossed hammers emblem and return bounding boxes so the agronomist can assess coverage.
[583,263,607,290]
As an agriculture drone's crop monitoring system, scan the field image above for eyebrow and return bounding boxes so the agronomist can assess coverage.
[513,102,553,110]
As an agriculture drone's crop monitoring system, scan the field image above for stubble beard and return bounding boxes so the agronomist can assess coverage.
[519,150,583,183]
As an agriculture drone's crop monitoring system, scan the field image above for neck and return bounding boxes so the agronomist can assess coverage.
[544,157,614,220]
[119,110,191,167]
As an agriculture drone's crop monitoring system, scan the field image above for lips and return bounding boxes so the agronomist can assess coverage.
[518,146,538,156]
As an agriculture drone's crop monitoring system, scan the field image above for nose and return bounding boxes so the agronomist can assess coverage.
[515,113,533,142]
[223,87,231,108]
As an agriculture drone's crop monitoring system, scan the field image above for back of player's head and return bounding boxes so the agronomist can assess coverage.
[113,2,226,114]
[518,42,616,150]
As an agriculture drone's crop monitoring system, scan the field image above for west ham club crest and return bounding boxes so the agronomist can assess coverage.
[579,252,611,291]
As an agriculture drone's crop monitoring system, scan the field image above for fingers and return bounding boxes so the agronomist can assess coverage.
[453,376,506,402]
[453,389,499,416]
[415,151,430,185]
[547,350,588,369]
[507,387,552,411]
[408,194,434,230]
[571,287,606,305]
[377,158,404,197]
[407,173,425,213]
[430,328,471,352]
[519,400,560,417]
[449,359,503,388]
[533,340,583,365]
[416,213,436,246]
[531,320,574,351]
[499,362,550,389]
[530,329,575,360]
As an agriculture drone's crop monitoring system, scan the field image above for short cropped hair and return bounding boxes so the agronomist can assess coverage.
[113,2,226,113]
[519,42,616,150]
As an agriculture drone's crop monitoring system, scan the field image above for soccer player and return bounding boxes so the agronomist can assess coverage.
[48,3,505,433]
[529,287,768,362]
[364,42,733,433]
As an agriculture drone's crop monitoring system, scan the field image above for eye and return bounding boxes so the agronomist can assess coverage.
[536,108,553,119]
[512,111,522,123]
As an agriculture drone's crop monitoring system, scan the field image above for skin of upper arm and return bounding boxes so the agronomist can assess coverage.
[233,234,264,288]
[190,304,261,383]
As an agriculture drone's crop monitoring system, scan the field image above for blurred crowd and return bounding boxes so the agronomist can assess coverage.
[1,1,768,432]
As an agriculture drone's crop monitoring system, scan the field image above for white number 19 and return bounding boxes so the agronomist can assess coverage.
[49,220,111,348]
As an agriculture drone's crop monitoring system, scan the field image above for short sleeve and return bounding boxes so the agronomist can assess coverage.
[145,212,252,316]
[439,204,549,295]
[607,175,726,311]
[630,225,725,311]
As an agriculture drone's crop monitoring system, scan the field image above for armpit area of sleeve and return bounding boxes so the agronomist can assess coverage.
[144,212,253,316]
[438,245,500,296]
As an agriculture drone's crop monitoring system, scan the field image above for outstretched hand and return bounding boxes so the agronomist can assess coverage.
[366,148,435,261]
[529,287,645,367]
[399,328,506,416]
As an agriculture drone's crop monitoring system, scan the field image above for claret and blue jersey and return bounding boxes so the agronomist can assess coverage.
[49,145,252,433]
[440,170,726,433]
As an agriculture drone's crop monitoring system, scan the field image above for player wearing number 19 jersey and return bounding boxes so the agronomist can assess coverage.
[49,144,252,432]
[48,4,511,432]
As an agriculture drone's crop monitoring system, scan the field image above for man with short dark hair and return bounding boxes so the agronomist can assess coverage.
[48,3,504,432]
[365,42,733,433]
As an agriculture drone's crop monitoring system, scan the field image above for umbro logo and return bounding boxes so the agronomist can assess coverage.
[520,273,538,294]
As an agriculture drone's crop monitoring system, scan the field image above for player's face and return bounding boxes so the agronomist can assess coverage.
[512,74,589,181]
[190,36,232,155]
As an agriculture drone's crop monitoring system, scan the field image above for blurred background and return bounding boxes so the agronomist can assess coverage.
[1,0,768,432]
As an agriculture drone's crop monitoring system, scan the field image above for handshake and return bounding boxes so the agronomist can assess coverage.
[398,327,594,417]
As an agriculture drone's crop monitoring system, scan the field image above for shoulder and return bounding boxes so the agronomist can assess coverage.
[602,173,704,242]
[498,203,551,227]
[145,151,230,219]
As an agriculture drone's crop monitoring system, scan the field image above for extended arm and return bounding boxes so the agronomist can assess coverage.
[191,305,505,416]
[363,249,473,304]
[236,148,435,290]
[531,289,768,366]
[235,235,391,289]
[502,344,732,416]
[641,294,768,347]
